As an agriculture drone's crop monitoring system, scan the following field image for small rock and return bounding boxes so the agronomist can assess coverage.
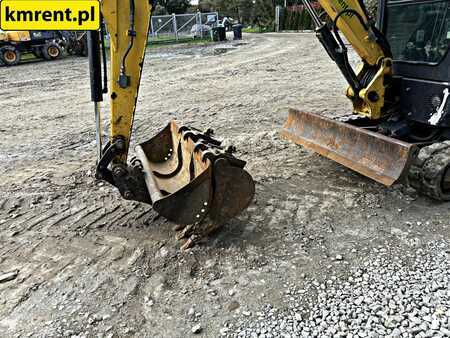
[228,301,240,312]
[354,296,364,306]
[391,328,401,337]
[440,328,450,336]
[430,319,440,330]
[191,324,202,334]
[0,270,19,283]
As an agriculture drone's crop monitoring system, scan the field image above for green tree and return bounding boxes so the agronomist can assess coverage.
[303,9,312,29]
[199,0,292,28]
[153,4,167,15]
[252,0,287,29]
[200,0,254,23]
[158,0,191,14]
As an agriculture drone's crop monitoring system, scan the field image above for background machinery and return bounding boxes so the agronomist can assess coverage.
[0,30,65,66]
[0,30,87,66]
[88,0,255,246]
[61,31,88,57]
[282,0,450,200]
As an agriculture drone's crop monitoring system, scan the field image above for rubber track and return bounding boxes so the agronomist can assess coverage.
[408,141,450,201]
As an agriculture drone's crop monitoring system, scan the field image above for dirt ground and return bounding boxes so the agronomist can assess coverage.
[0,33,449,338]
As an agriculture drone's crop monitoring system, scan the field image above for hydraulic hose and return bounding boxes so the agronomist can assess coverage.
[118,0,136,88]
[100,18,108,94]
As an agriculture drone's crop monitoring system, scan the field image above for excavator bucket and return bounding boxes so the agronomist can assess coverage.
[281,109,417,186]
[136,120,255,228]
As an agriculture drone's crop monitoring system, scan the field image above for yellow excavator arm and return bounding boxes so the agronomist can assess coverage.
[318,0,384,65]
[88,0,255,244]
[302,0,393,119]
[102,0,151,155]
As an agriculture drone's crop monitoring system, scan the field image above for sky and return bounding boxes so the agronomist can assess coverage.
[190,0,199,4]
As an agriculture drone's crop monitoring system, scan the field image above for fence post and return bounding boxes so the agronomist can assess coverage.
[150,17,154,39]
[275,6,281,32]
[172,13,178,41]
[196,11,202,38]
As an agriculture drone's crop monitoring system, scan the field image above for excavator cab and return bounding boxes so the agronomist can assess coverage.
[380,0,450,129]
[89,0,254,242]
[282,0,450,200]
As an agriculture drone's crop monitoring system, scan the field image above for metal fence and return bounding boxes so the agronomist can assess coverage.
[150,12,219,42]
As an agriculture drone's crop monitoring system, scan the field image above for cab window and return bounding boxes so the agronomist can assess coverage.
[386,1,450,63]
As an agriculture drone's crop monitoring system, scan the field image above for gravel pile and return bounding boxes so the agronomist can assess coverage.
[228,241,450,338]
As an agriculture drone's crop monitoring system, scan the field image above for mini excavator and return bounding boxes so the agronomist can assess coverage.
[88,0,255,245]
[90,0,450,244]
[282,0,450,200]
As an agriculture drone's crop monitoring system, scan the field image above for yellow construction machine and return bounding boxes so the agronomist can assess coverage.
[282,0,450,200]
[88,0,254,246]
[0,30,66,65]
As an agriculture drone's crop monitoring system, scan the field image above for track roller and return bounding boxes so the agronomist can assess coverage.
[409,141,450,201]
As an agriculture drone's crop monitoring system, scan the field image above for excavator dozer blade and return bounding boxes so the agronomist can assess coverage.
[136,120,255,228]
[280,109,417,186]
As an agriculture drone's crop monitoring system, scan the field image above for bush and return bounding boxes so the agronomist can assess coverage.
[281,3,318,31]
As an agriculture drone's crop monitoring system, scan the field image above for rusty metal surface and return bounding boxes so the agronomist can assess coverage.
[209,158,255,225]
[137,144,213,225]
[281,109,417,186]
[136,120,255,227]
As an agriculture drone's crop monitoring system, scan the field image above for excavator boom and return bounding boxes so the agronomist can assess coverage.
[88,0,254,243]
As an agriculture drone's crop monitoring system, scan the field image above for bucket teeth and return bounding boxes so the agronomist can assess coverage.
[136,120,255,232]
